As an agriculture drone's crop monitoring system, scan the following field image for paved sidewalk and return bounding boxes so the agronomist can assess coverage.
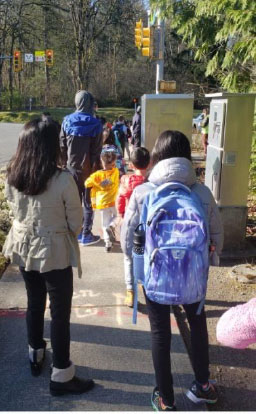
[0,211,206,411]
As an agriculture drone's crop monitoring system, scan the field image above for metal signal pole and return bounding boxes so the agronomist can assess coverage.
[156,16,165,94]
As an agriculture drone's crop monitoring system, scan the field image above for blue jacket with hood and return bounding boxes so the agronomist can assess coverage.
[60,91,103,186]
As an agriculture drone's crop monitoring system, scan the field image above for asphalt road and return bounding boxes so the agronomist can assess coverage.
[0,123,23,167]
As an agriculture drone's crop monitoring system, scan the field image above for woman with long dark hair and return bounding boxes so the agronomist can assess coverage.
[121,130,223,410]
[3,118,94,396]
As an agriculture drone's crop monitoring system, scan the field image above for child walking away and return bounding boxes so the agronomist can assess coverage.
[120,130,224,410]
[102,127,126,177]
[117,147,150,307]
[85,147,119,252]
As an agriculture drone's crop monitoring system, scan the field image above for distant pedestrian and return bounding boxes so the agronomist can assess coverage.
[132,105,141,147]
[121,130,223,410]
[201,107,209,157]
[102,126,126,176]
[93,101,99,118]
[112,115,129,157]
[85,147,119,252]
[60,90,103,246]
[117,147,150,307]
[3,117,94,396]
[216,297,256,349]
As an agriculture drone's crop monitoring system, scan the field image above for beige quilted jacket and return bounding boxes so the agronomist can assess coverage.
[3,170,83,277]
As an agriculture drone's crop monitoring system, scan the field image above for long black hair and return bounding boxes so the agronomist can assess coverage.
[7,117,61,195]
[151,130,192,166]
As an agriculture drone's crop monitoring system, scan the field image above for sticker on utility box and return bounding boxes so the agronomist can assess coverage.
[223,151,236,166]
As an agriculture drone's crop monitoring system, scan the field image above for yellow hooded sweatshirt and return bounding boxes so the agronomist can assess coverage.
[85,167,119,210]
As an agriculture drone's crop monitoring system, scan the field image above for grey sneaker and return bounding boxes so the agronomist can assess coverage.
[186,381,218,404]
[106,225,116,243]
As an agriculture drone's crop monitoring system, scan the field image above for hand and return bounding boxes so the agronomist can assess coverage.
[209,245,216,256]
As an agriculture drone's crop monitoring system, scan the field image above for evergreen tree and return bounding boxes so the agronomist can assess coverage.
[150,0,256,92]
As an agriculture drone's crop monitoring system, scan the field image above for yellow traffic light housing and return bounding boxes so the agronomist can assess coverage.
[45,49,53,66]
[141,27,152,57]
[136,19,143,29]
[13,50,22,72]
[134,19,143,49]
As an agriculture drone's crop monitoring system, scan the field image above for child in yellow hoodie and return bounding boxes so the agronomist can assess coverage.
[85,146,119,252]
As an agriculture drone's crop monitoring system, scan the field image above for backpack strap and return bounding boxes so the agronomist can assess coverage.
[132,282,138,324]
[196,299,205,315]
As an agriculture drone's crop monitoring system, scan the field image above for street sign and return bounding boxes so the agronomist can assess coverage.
[24,53,33,63]
[35,51,45,62]
[158,80,176,93]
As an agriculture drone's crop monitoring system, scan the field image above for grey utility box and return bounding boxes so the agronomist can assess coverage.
[204,93,255,249]
[141,94,194,151]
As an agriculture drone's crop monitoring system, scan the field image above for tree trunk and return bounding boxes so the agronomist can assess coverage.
[8,36,15,110]
[44,6,50,107]
[0,61,4,110]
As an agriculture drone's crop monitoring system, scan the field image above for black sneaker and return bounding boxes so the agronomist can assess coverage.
[50,376,95,396]
[186,380,218,404]
[151,387,177,411]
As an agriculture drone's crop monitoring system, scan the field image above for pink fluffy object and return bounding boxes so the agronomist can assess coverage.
[216,298,256,349]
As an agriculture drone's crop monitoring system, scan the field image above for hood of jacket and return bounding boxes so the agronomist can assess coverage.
[63,111,102,137]
[75,90,94,114]
[148,157,197,187]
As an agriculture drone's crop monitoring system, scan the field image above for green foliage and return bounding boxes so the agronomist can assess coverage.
[0,91,24,111]
[249,114,256,198]
[151,0,256,92]
[0,173,10,274]
[0,0,153,109]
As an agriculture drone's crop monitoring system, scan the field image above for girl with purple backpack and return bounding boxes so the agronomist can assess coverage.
[121,130,223,411]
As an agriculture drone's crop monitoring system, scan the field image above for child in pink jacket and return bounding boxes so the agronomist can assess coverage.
[216,297,256,349]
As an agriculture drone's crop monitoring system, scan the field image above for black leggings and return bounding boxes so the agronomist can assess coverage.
[20,266,73,369]
[145,294,209,406]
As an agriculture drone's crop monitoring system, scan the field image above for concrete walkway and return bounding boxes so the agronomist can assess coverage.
[0,212,206,411]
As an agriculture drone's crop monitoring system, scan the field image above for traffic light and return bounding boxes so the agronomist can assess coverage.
[134,19,143,49]
[13,50,22,72]
[45,49,53,66]
[141,27,153,57]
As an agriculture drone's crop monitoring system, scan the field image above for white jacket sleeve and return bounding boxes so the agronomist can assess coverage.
[120,189,140,256]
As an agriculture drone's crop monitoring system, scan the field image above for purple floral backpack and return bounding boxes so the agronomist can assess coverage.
[139,182,209,309]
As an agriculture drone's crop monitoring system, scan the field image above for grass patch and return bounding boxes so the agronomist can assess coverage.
[0,107,203,125]
[97,107,134,122]
[0,107,135,124]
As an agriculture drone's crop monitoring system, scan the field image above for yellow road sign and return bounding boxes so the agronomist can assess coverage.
[35,51,45,62]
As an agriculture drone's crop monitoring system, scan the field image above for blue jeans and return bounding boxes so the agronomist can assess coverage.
[78,185,94,236]
[71,171,94,236]
[20,266,73,369]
